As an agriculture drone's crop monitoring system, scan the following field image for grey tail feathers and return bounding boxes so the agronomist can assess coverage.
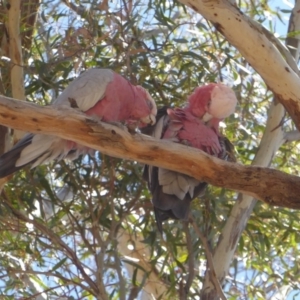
[142,106,210,233]
[153,176,207,234]
[143,163,207,234]
[0,134,35,178]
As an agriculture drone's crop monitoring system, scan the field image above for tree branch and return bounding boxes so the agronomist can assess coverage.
[177,0,300,130]
[62,0,88,18]
[287,1,300,62]
[7,0,25,141]
[4,199,99,297]
[190,218,227,300]
[200,1,300,298]
[117,228,168,299]
[284,130,300,143]
[20,0,40,58]
[0,95,300,209]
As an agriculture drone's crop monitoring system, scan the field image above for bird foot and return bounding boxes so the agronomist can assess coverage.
[107,121,129,132]
[126,120,144,134]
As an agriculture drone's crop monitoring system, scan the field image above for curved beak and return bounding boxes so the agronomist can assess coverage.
[140,113,156,126]
[202,112,213,122]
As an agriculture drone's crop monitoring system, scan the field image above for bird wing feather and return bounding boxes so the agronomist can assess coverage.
[159,168,202,200]
[15,135,70,167]
[177,115,222,154]
[146,108,208,201]
[142,103,235,232]
[53,68,114,112]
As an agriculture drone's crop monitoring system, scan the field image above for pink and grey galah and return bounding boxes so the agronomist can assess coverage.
[143,83,237,232]
[0,68,157,178]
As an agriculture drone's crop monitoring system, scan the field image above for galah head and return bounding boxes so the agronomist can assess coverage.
[131,85,157,127]
[186,83,237,122]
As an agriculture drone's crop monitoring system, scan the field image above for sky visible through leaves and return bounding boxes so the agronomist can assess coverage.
[1,0,300,299]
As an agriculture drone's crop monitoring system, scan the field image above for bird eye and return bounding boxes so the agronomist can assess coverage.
[147,99,153,109]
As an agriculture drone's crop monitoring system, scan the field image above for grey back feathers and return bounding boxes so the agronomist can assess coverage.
[141,107,207,232]
[142,107,236,233]
[0,68,113,178]
[53,68,114,111]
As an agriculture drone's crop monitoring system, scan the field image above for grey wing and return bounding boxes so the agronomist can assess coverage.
[142,113,236,232]
[152,165,207,233]
[142,107,207,232]
[142,107,169,188]
[53,68,114,112]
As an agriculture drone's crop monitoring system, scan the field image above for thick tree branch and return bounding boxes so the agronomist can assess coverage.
[200,2,300,298]
[177,0,300,130]
[0,95,300,209]
[7,0,25,102]
[200,101,286,299]
[7,0,25,141]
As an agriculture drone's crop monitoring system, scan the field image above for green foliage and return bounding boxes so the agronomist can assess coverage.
[0,0,300,299]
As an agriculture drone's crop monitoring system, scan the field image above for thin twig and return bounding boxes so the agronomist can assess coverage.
[183,222,195,298]
[8,268,91,294]
[190,216,227,300]
[62,0,88,17]
[2,193,99,297]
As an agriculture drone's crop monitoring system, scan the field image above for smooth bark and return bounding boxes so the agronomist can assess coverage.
[178,0,300,130]
[0,95,300,209]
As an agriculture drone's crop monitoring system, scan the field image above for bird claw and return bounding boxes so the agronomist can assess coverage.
[107,121,129,132]
[126,120,143,134]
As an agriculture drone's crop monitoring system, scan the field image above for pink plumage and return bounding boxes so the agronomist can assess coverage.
[164,109,222,154]
[83,72,156,124]
[143,83,237,232]
[0,68,157,177]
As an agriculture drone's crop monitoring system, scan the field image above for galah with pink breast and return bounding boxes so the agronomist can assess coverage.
[143,83,237,232]
[0,68,157,177]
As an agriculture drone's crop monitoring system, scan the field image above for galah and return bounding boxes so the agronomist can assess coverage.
[0,68,157,178]
[142,83,237,232]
